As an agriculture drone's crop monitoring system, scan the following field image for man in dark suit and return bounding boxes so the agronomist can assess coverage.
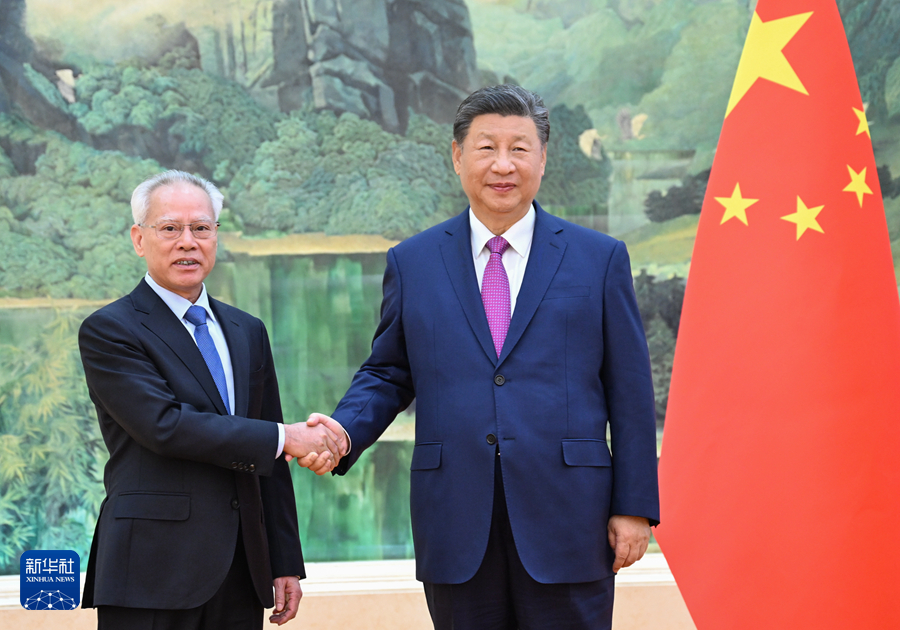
[304,85,660,629]
[79,170,347,630]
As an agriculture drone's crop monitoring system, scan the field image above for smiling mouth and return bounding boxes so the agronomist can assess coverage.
[175,260,200,267]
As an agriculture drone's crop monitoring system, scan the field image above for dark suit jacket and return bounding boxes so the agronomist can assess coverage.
[332,203,659,585]
[78,279,304,610]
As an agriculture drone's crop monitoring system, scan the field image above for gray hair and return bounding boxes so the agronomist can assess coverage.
[131,170,224,224]
[453,84,550,148]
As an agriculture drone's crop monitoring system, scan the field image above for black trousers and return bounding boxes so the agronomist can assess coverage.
[97,530,263,630]
[424,454,615,630]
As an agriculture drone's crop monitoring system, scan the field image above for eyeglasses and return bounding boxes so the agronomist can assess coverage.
[139,221,220,240]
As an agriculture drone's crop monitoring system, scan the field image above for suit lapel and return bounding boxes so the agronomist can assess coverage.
[131,280,229,416]
[211,299,249,417]
[498,204,566,365]
[440,210,499,364]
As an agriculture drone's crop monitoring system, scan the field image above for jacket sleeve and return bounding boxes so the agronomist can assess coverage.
[78,307,280,476]
[601,241,661,525]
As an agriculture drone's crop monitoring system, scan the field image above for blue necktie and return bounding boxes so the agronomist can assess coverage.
[184,305,230,414]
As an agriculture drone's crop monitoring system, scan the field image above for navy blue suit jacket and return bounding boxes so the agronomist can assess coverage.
[79,280,304,609]
[333,203,659,584]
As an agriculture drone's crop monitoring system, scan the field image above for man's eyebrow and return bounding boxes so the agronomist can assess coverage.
[154,217,215,222]
[471,132,533,142]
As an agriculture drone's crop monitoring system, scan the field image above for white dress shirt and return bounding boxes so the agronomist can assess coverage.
[143,273,285,457]
[469,205,536,314]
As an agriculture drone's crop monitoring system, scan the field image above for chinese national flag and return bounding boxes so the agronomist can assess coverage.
[655,0,900,628]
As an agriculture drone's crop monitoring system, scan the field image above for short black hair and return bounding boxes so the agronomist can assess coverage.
[453,84,550,147]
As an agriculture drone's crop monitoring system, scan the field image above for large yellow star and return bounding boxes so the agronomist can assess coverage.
[726,11,813,117]
[781,197,824,239]
[715,183,759,225]
[843,165,872,207]
[853,107,870,137]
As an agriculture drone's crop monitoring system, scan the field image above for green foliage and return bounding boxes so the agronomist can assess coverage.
[0,312,106,572]
[644,168,709,222]
[633,270,685,424]
[21,63,69,111]
[155,44,203,73]
[0,231,76,297]
[884,57,900,120]
[167,68,279,182]
[229,110,465,239]
[0,148,15,178]
[404,112,452,164]
[644,315,675,425]
[882,173,900,283]
[839,0,900,124]
[541,104,612,217]
[0,115,160,299]
[877,164,900,200]
[885,194,900,244]
[71,62,278,183]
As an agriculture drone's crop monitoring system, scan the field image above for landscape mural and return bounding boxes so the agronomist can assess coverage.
[1,0,899,573]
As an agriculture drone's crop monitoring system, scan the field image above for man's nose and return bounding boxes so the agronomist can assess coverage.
[491,150,515,173]
[176,227,198,247]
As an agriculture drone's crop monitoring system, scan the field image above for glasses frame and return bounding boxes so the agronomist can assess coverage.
[138,220,221,240]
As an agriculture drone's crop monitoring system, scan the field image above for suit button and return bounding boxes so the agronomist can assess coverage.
[486,434,497,445]
[231,499,240,510]
[231,462,238,469]
[249,464,256,473]
[494,375,505,386]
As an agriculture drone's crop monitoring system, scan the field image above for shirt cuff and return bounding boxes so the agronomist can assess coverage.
[276,423,285,459]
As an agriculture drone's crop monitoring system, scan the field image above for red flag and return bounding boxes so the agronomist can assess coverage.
[655,1,900,628]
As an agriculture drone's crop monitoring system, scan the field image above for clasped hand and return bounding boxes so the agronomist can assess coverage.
[282,414,349,475]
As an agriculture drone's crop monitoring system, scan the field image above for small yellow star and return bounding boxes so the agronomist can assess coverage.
[853,107,870,137]
[781,197,824,239]
[726,11,813,117]
[843,165,872,207]
[715,183,759,225]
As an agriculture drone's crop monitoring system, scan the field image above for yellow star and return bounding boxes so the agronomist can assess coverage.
[726,11,813,117]
[715,183,759,225]
[781,197,824,239]
[853,107,870,137]
[843,165,872,207]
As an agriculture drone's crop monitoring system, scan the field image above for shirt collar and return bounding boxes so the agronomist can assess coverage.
[143,273,217,324]
[469,204,536,259]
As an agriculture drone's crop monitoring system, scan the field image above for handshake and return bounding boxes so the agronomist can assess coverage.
[282,413,350,475]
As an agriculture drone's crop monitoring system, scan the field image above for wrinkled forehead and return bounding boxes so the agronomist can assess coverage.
[146,183,215,222]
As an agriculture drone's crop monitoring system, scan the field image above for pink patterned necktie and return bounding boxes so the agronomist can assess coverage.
[482,235,511,358]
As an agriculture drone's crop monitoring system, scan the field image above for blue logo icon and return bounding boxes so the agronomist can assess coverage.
[20,550,80,610]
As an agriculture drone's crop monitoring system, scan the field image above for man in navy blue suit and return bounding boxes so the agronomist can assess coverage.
[304,85,660,629]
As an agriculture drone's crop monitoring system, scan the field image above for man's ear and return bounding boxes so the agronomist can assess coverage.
[452,140,462,175]
[131,224,145,258]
